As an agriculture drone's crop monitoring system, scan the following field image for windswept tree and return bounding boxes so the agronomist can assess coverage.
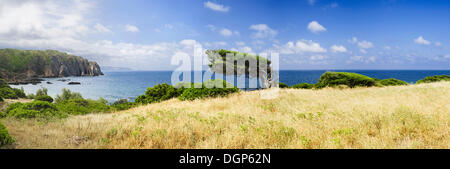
[206,49,276,88]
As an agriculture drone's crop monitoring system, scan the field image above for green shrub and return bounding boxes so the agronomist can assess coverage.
[315,72,376,88]
[4,101,65,119]
[291,83,314,89]
[35,95,54,103]
[0,87,18,99]
[178,80,240,101]
[0,78,9,88]
[279,82,289,88]
[0,96,3,102]
[56,99,111,115]
[27,88,48,99]
[135,83,179,104]
[55,89,83,103]
[111,99,135,111]
[377,78,409,86]
[416,75,450,84]
[0,122,15,147]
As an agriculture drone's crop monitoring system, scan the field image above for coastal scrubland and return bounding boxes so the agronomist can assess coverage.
[1,81,449,149]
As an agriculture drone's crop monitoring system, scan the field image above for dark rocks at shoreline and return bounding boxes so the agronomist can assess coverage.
[47,81,53,84]
[68,82,81,85]
[57,79,70,82]
[8,78,44,85]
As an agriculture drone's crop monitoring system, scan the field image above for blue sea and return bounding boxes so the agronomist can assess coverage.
[11,70,450,103]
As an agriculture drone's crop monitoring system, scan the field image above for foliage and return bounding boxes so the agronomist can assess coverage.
[377,78,409,86]
[27,88,48,99]
[315,72,376,88]
[178,80,240,101]
[206,49,275,88]
[3,101,65,119]
[55,88,83,103]
[35,95,54,103]
[291,83,314,89]
[134,83,180,104]
[111,99,136,111]
[416,75,450,84]
[0,122,15,147]
[279,82,289,88]
[0,96,3,102]
[0,78,26,99]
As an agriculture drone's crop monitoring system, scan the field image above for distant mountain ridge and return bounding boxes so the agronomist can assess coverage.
[0,49,103,82]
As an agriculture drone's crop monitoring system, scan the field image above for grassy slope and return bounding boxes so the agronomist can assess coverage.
[2,82,449,149]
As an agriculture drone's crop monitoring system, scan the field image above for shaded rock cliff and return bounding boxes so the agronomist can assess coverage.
[0,49,103,82]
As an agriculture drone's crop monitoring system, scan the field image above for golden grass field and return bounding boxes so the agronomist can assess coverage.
[1,82,449,149]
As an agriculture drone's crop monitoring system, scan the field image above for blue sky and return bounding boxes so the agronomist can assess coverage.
[0,0,449,70]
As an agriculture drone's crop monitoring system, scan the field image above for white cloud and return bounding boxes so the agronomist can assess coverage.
[414,36,430,45]
[165,24,174,29]
[435,42,442,46]
[206,24,216,31]
[94,23,111,33]
[348,37,358,44]
[241,46,253,53]
[220,28,233,36]
[276,39,327,54]
[330,45,347,53]
[204,1,229,12]
[249,24,277,39]
[125,24,139,32]
[307,21,327,34]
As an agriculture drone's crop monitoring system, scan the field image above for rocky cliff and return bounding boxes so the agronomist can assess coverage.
[0,49,103,82]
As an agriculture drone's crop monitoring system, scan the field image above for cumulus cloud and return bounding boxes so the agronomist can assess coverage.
[414,36,430,45]
[358,40,373,49]
[307,21,327,34]
[125,24,139,32]
[276,39,327,54]
[204,1,229,12]
[249,24,277,39]
[330,45,347,53]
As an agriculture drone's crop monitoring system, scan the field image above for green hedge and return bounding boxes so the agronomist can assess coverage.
[279,82,289,88]
[134,83,180,104]
[315,72,376,88]
[0,122,15,147]
[56,98,110,115]
[416,75,450,84]
[290,83,314,89]
[35,95,54,103]
[377,78,408,86]
[3,101,66,119]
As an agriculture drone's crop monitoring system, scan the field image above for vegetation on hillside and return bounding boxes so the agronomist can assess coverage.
[315,72,377,88]
[0,122,15,147]
[2,81,448,149]
[416,75,450,84]
[377,78,409,86]
[0,78,26,99]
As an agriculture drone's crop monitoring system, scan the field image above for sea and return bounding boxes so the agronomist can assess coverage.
[10,70,450,103]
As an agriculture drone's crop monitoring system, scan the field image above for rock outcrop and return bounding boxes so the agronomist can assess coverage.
[0,49,103,82]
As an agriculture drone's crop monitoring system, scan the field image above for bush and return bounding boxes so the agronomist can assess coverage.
[135,83,179,104]
[0,122,15,147]
[315,72,376,88]
[279,82,289,88]
[0,87,18,99]
[377,78,408,86]
[178,80,240,101]
[27,88,48,99]
[111,99,135,111]
[4,101,65,119]
[55,89,83,103]
[35,95,54,103]
[56,98,111,115]
[416,75,450,84]
[291,83,314,89]
[0,96,3,102]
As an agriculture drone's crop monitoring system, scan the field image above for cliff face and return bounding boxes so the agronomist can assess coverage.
[0,49,103,82]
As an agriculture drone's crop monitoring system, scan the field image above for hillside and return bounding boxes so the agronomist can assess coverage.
[1,82,449,149]
[0,49,103,82]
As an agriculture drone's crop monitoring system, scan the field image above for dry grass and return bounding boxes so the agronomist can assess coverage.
[1,82,449,149]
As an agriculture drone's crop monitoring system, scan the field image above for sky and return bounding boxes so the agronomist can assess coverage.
[0,0,449,70]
